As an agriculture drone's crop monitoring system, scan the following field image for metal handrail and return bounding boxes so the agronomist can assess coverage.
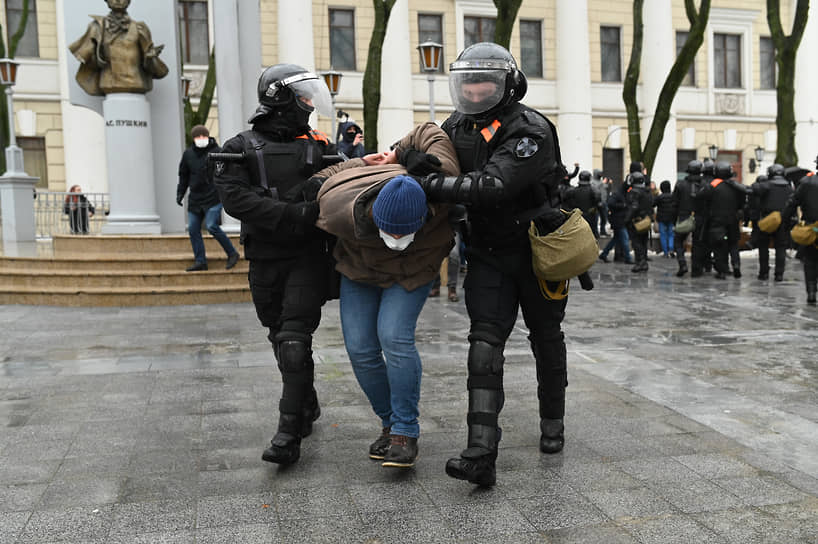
[33,191,110,239]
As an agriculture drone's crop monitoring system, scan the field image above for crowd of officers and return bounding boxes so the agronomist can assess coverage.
[567,158,818,304]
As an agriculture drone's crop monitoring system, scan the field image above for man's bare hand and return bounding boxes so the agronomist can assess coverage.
[362,150,397,166]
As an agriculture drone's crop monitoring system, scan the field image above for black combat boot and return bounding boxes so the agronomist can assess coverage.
[808,283,817,304]
[676,261,688,277]
[262,413,302,465]
[733,268,742,278]
[446,447,497,487]
[539,418,565,453]
[300,387,321,438]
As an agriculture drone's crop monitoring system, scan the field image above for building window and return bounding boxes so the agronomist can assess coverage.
[676,149,696,182]
[5,0,39,58]
[19,137,47,189]
[178,0,209,65]
[714,33,742,88]
[676,31,695,87]
[600,26,622,82]
[519,20,543,78]
[760,36,776,90]
[418,14,444,73]
[464,16,496,49]
[330,9,356,70]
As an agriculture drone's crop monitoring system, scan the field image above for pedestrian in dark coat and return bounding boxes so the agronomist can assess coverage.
[654,180,675,257]
[64,185,95,234]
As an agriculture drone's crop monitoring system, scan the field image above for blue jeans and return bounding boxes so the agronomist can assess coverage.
[600,226,632,262]
[188,203,237,264]
[659,221,675,255]
[339,275,433,438]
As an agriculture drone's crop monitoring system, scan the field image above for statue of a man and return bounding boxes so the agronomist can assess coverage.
[69,0,169,96]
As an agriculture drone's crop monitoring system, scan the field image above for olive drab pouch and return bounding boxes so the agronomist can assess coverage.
[633,215,652,233]
[528,208,598,282]
[675,214,695,234]
[790,220,818,247]
[758,211,782,233]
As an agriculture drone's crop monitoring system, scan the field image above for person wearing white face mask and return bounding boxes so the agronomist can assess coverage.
[314,123,460,469]
[177,125,239,271]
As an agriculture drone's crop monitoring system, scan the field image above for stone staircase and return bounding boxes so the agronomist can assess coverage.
[0,234,251,306]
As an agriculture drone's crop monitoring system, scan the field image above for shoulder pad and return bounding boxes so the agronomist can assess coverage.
[521,108,549,127]
[309,129,330,145]
[221,134,247,153]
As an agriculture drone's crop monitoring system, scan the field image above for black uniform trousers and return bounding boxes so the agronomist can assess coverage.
[629,227,649,265]
[691,218,711,273]
[802,245,818,288]
[757,226,790,276]
[463,244,568,422]
[710,221,739,275]
[248,248,328,419]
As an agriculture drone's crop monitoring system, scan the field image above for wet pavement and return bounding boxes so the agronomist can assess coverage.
[1,246,817,543]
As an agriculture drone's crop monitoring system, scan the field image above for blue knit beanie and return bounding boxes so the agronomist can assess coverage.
[372,175,427,235]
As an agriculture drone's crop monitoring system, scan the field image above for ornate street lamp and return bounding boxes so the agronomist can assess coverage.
[417,41,443,121]
[0,58,24,176]
[321,69,343,143]
[181,76,192,102]
[708,144,719,161]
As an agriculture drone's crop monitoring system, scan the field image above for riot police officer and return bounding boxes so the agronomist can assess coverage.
[699,162,748,279]
[625,172,653,272]
[783,160,818,303]
[752,164,794,281]
[418,42,569,487]
[672,160,701,276]
[691,159,715,276]
[214,64,335,465]
[564,170,602,238]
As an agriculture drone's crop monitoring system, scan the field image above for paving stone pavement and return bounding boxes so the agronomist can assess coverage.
[1,248,817,543]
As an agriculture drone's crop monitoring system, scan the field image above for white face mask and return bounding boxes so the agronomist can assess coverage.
[194,137,209,148]
[379,230,415,251]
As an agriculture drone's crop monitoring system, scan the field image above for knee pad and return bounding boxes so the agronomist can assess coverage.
[467,340,504,377]
[277,340,309,374]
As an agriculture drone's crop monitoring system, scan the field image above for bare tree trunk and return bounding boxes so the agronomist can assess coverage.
[362,0,397,152]
[0,0,31,175]
[493,0,523,49]
[768,0,809,166]
[623,0,644,164]
[641,0,710,172]
[184,48,217,147]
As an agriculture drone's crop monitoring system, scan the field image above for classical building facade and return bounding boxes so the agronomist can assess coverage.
[3,0,817,198]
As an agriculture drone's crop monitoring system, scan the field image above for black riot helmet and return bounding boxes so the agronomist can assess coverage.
[448,42,527,119]
[686,160,703,175]
[578,170,592,183]
[249,63,333,125]
[629,171,646,186]
[767,163,786,178]
[715,161,733,180]
[701,158,716,177]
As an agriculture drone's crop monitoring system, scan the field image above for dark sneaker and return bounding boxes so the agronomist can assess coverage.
[445,447,497,486]
[808,290,817,304]
[381,435,418,468]
[225,252,240,270]
[261,432,301,465]
[540,418,565,453]
[186,262,208,272]
[369,426,392,460]
[598,253,609,263]
[676,263,688,277]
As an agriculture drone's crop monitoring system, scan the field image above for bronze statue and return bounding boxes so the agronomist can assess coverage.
[69,0,169,96]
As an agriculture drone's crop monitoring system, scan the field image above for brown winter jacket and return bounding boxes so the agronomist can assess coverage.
[315,122,460,291]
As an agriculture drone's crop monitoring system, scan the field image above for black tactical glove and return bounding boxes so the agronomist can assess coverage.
[302,176,325,201]
[399,148,442,176]
[284,201,319,226]
[176,196,184,207]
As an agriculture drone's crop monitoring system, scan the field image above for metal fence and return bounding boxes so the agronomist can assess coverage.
[34,191,110,239]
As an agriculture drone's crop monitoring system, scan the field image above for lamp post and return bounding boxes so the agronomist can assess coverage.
[417,41,443,121]
[754,145,765,173]
[181,76,192,103]
[0,58,24,176]
[321,70,342,143]
[708,144,719,161]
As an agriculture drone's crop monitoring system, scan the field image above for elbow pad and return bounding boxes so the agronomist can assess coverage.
[423,173,505,206]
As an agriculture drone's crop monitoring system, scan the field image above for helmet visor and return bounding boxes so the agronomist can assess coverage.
[448,69,507,115]
[269,72,334,117]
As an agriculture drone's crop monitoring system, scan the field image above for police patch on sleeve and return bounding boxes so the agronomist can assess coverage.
[515,137,538,158]
[214,161,226,177]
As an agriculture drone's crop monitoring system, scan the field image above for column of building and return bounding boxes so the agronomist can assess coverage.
[795,0,818,168]
[642,0,678,184]
[555,0,593,170]
[377,0,415,149]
